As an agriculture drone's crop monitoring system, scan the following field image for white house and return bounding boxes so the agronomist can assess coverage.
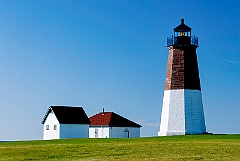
[41,106,90,140]
[89,110,141,138]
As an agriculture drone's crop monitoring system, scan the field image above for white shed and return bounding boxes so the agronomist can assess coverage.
[89,111,141,138]
[41,106,90,140]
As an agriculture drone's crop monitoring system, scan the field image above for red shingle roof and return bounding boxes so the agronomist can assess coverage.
[89,112,141,127]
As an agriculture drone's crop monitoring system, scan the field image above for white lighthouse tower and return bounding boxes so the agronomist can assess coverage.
[158,19,206,136]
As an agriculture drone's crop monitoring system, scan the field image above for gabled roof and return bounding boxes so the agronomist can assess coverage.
[174,18,191,32]
[41,106,90,124]
[89,112,142,127]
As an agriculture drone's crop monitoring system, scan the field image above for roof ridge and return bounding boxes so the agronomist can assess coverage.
[50,106,83,108]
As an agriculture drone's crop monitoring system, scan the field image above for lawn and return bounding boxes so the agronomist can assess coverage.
[0,134,239,161]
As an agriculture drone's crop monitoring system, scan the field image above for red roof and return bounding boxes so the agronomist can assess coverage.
[89,112,141,127]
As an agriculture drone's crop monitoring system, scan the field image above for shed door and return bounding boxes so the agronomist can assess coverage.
[123,129,129,138]
[95,128,98,138]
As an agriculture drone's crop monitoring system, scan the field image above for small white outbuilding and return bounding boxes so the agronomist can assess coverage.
[89,110,141,138]
[41,106,90,140]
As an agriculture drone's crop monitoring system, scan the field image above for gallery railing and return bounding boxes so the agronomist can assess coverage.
[167,36,198,47]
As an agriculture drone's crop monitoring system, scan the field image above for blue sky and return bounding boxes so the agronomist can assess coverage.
[0,0,239,140]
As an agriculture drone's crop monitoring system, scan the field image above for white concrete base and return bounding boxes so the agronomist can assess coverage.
[158,89,206,136]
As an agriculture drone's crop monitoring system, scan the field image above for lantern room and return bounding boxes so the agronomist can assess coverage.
[174,18,191,37]
[167,18,198,47]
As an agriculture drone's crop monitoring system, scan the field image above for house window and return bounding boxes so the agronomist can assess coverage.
[46,125,49,130]
[54,125,57,130]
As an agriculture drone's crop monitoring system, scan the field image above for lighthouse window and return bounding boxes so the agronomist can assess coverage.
[46,125,49,130]
[180,32,185,36]
[54,125,57,130]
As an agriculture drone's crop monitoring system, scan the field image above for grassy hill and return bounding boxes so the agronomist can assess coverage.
[0,134,240,160]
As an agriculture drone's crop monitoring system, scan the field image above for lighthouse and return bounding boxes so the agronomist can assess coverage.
[158,19,206,136]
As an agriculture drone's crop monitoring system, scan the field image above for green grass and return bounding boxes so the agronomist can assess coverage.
[0,135,240,161]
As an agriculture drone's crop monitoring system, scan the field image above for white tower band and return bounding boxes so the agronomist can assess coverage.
[158,19,206,136]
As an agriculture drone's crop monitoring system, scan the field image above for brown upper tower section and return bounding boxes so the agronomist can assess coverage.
[164,19,201,91]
